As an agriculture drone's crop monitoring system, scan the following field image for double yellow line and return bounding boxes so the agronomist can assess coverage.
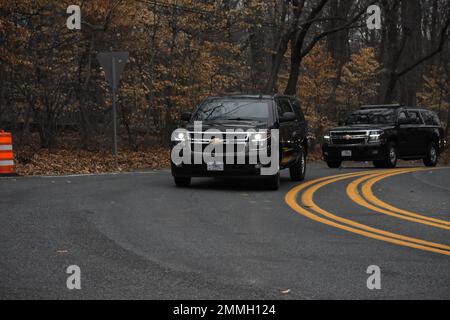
[347,169,450,230]
[285,168,450,256]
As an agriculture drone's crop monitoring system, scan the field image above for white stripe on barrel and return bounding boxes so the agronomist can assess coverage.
[0,145,12,151]
[0,160,14,166]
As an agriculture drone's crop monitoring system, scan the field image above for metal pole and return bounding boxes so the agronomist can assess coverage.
[112,57,118,168]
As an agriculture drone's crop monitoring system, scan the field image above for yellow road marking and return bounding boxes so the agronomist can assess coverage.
[285,169,450,256]
[303,170,450,250]
[361,170,450,227]
[347,169,450,230]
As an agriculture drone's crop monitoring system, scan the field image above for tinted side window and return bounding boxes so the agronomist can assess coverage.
[421,111,435,126]
[276,98,294,117]
[431,112,441,126]
[290,99,305,122]
[407,110,423,124]
[398,111,407,122]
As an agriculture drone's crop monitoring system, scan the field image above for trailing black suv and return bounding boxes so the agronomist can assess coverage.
[171,94,308,190]
[322,104,446,168]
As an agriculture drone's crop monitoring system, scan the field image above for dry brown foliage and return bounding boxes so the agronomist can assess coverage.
[14,146,170,176]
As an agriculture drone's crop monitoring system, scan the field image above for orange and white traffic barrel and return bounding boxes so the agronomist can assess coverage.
[0,130,15,175]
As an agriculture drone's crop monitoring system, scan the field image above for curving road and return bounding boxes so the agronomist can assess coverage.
[0,163,449,299]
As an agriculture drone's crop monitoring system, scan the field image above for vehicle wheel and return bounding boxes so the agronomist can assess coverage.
[373,160,385,168]
[265,172,280,190]
[174,176,191,187]
[326,161,341,168]
[384,142,398,168]
[290,149,306,181]
[423,143,438,167]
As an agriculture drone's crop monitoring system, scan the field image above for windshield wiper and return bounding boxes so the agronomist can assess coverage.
[224,118,258,121]
[204,104,224,120]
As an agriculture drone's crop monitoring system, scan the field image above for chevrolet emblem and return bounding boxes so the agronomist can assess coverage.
[210,138,223,145]
[343,135,352,140]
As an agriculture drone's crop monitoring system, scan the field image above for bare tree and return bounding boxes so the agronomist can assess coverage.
[379,0,450,104]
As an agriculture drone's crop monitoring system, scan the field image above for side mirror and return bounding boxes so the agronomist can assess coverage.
[279,112,296,123]
[181,112,192,122]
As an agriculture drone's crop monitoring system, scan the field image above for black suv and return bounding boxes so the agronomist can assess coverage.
[322,104,446,168]
[171,94,308,190]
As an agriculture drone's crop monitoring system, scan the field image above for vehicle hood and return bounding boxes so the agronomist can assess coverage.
[329,124,395,132]
[186,120,268,132]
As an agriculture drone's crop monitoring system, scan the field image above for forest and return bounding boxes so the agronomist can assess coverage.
[0,0,449,174]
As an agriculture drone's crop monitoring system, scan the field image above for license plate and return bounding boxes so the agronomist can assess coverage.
[207,161,224,171]
[341,150,352,157]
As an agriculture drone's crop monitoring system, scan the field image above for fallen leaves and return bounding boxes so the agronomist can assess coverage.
[12,134,447,177]
[15,145,170,176]
[442,147,450,164]
[307,144,323,161]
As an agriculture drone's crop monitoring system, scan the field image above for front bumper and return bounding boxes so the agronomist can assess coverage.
[171,162,263,178]
[322,143,388,161]
[171,150,270,177]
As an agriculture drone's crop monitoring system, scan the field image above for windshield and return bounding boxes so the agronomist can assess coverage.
[344,109,395,125]
[192,98,271,121]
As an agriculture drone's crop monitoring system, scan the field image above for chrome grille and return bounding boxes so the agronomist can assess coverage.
[189,131,249,145]
[330,131,369,145]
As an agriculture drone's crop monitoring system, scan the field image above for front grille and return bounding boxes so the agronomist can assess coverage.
[189,132,248,144]
[330,131,368,145]
[332,138,366,145]
[331,131,366,137]
[189,131,249,153]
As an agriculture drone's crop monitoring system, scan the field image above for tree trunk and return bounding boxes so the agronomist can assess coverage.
[265,35,290,93]
[284,45,302,95]
[399,0,422,106]
[327,0,351,67]
[379,0,401,103]
[283,0,330,95]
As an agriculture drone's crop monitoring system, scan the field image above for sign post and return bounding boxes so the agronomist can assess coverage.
[97,52,129,168]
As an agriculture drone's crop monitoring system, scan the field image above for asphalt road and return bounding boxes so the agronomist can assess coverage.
[0,162,449,299]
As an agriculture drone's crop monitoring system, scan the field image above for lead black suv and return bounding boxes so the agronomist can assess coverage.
[171,94,308,190]
[322,104,446,168]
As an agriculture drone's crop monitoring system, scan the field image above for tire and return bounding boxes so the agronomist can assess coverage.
[326,161,342,168]
[264,172,280,190]
[384,142,398,168]
[423,143,438,167]
[290,149,306,181]
[174,176,191,187]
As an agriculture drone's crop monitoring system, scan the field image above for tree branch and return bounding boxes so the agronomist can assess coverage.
[396,16,450,78]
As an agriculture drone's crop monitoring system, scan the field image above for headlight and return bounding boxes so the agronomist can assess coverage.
[249,132,269,150]
[251,133,265,142]
[172,129,190,142]
[323,133,331,143]
[368,130,383,143]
